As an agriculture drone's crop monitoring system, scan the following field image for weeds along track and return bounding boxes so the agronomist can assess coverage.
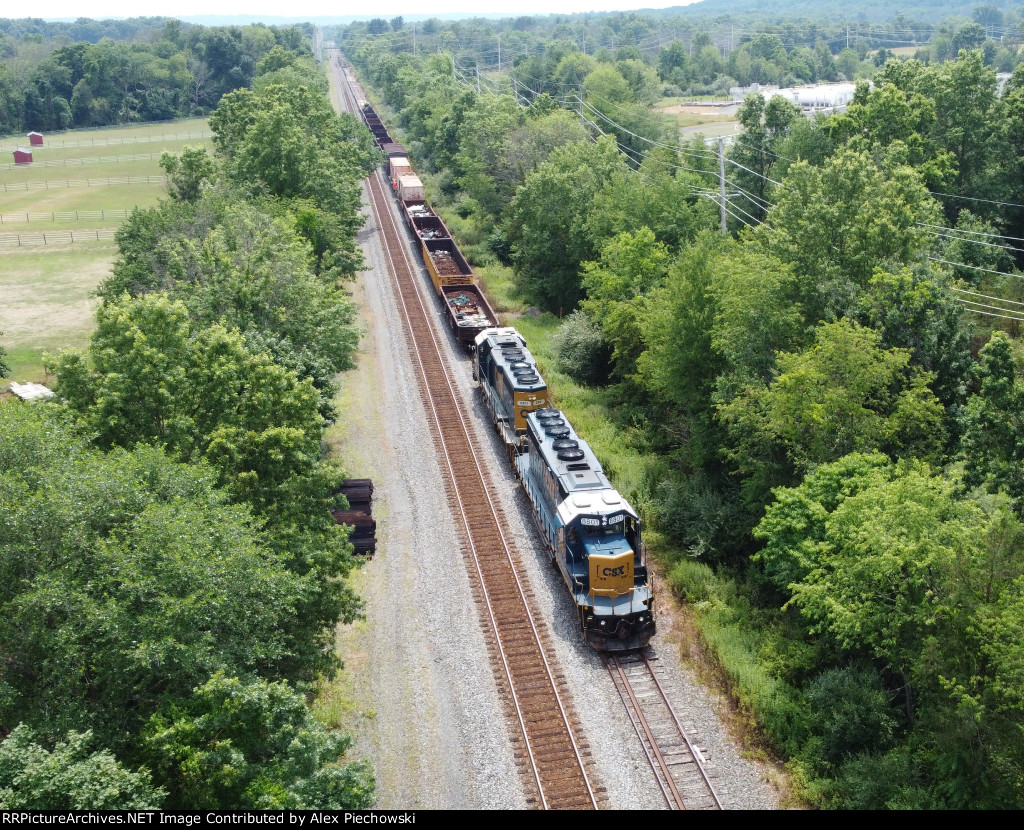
[335,56,604,810]
[605,651,724,810]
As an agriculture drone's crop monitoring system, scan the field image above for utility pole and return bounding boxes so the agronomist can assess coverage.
[476,64,481,94]
[413,24,417,56]
[718,138,727,236]
[497,33,501,70]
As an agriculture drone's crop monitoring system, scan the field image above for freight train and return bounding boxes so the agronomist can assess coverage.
[352,84,655,651]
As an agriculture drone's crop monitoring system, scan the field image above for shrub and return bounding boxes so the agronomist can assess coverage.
[551,310,612,386]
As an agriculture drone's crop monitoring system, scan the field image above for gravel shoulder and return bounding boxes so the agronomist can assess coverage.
[328,82,784,811]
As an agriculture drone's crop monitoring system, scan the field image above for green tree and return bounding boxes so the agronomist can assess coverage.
[0,332,9,378]
[0,726,163,810]
[0,404,326,746]
[962,331,1024,512]
[729,93,802,223]
[160,145,216,203]
[504,135,628,311]
[719,320,945,507]
[759,148,939,323]
[581,227,669,381]
[142,673,374,810]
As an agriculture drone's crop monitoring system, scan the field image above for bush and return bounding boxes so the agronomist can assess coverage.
[822,749,931,809]
[551,310,612,386]
[803,665,899,770]
[655,470,754,562]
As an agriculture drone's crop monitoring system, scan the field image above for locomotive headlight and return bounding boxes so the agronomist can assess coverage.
[600,620,606,626]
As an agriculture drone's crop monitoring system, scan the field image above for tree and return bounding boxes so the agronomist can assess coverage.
[210,80,379,218]
[636,232,729,468]
[758,148,940,323]
[141,673,374,810]
[504,135,628,311]
[856,267,973,421]
[756,454,1024,806]
[0,726,163,810]
[961,331,1024,512]
[0,332,9,378]
[160,145,216,202]
[497,107,589,195]
[729,93,802,223]
[552,310,613,386]
[0,404,330,746]
[719,320,946,507]
[657,40,687,82]
[581,227,669,381]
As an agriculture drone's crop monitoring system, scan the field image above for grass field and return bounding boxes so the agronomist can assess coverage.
[0,119,211,386]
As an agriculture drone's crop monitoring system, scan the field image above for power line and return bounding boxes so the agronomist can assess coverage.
[928,256,1024,281]
[950,286,1024,308]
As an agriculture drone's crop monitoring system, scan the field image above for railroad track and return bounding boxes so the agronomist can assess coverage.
[333,54,603,810]
[604,650,724,810]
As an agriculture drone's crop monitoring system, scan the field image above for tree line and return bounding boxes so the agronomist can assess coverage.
[0,18,313,134]
[0,54,380,810]
[346,19,1024,806]
[339,4,1024,100]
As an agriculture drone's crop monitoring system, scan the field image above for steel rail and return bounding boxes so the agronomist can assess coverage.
[606,653,686,809]
[643,652,724,809]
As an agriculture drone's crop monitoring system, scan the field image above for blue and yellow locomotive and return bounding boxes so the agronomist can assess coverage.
[474,327,655,651]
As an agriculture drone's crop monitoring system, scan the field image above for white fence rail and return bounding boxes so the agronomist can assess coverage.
[0,228,119,246]
[0,209,133,224]
[0,176,168,192]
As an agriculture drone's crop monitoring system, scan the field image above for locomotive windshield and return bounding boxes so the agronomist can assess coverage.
[582,520,625,538]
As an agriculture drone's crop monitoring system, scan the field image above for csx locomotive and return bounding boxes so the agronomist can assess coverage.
[475,329,655,651]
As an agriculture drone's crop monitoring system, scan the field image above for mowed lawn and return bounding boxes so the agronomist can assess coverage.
[0,119,211,385]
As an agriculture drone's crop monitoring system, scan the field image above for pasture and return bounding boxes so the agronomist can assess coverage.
[0,119,211,385]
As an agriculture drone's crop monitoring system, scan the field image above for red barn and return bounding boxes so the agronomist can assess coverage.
[13,148,32,164]
[27,132,43,146]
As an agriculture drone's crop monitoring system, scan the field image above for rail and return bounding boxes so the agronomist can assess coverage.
[604,651,724,810]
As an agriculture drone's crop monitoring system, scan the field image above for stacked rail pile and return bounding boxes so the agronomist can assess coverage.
[332,478,376,556]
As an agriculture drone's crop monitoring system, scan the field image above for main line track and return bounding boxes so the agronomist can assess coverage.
[605,651,724,809]
[334,56,602,810]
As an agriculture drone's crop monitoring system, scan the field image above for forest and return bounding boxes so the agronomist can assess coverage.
[0,30,380,809]
[0,17,314,135]
[342,4,1024,808]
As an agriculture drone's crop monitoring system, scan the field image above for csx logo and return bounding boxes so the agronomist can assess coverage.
[601,565,626,577]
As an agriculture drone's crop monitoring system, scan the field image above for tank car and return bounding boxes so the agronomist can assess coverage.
[473,328,549,454]
[517,408,655,651]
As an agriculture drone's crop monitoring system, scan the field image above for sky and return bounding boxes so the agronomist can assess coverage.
[24,1,698,22]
